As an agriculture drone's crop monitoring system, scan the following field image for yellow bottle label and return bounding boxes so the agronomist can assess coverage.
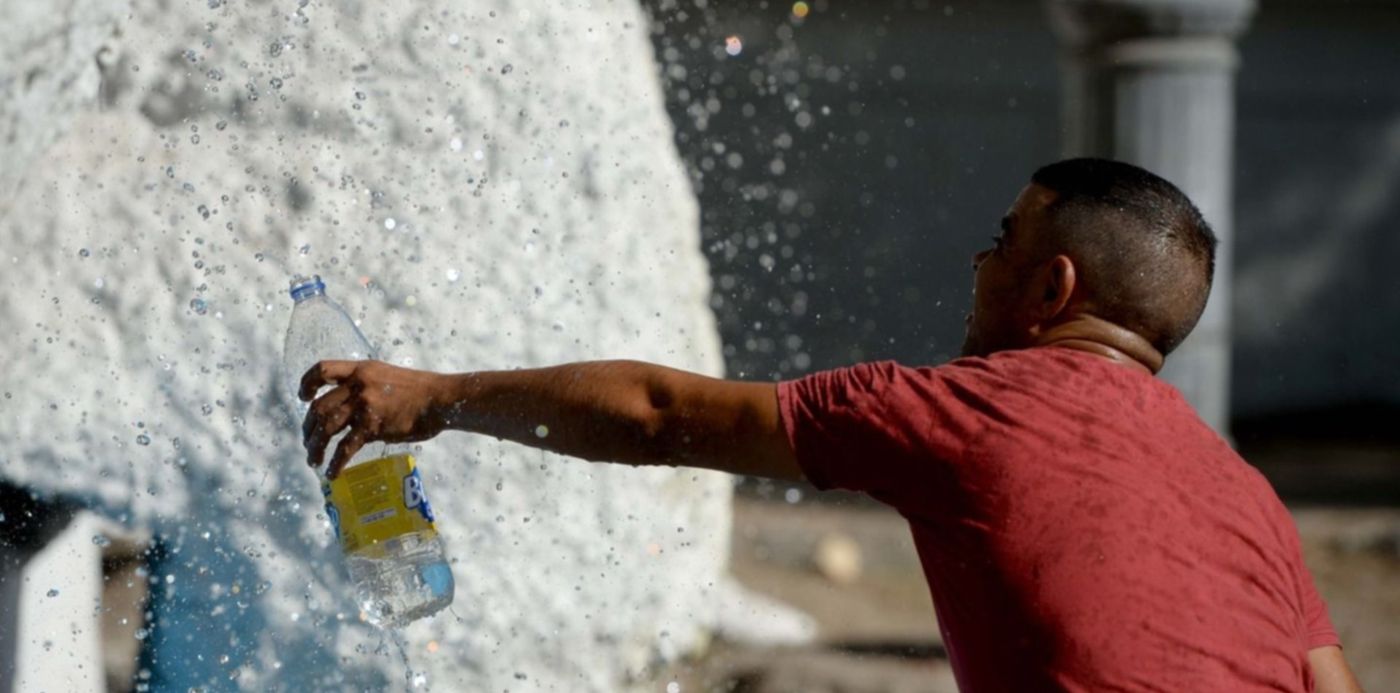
[321,453,438,558]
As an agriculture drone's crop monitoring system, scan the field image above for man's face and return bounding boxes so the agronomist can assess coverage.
[960,183,1056,358]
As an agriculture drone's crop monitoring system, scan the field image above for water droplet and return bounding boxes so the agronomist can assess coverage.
[494,481,503,491]
[500,64,514,75]
[299,244,311,256]
[46,588,59,597]
[134,627,149,641]
[784,487,802,504]
[534,425,549,439]
[78,248,90,258]
[92,534,112,547]
[190,298,208,315]
[136,434,151,446]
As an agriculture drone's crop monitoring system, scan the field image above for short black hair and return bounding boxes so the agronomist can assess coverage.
[1029,158,1216,355]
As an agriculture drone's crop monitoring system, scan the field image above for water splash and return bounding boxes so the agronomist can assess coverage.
[384,630,429,690]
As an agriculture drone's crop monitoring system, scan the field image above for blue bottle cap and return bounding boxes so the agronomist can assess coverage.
[289,275,326,302]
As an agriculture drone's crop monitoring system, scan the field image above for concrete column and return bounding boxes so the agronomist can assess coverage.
[11,512,108,693]
[1046,0,1256,436]
[0,487,76,693]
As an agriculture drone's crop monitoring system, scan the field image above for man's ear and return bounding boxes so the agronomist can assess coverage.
[1039,255,1076,320]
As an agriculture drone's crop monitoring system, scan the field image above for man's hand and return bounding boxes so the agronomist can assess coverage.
[300,360,454,478]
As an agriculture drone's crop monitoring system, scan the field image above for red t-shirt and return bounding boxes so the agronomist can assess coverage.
[778,346,1338,692]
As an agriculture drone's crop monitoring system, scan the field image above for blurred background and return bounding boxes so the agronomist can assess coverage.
[2,0,1398,691]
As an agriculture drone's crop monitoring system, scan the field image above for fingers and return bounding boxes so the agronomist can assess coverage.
[297,359,393,478]
[327,428,369,480]
[300,360,361,402]
[304,385,355,469]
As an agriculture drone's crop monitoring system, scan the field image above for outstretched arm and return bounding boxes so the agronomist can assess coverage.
[1309,646,1363,693]
[299,359,801,482]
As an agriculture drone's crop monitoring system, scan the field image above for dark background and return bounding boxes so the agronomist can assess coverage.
[643,0,1400,434]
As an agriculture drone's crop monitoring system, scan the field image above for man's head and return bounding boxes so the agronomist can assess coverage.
[960,158,1216,365]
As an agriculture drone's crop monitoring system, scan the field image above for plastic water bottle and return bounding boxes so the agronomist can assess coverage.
[282,274,454,627]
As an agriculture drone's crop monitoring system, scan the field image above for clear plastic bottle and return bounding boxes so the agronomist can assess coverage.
[282,274,454,627]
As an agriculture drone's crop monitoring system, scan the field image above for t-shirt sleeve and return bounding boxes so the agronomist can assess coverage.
[1276,498,1341,650]
[1300,565,1341,650]
[1271,498,1342,651]
[776,360,984,507]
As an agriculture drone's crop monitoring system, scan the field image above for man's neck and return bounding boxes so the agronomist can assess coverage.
[1031,316,1165,375]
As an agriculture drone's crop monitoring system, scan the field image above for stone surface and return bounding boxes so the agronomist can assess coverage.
[0,0,732,690]
[728,496,940,646]
[813,532,863,585]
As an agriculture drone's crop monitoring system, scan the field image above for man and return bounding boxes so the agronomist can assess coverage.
[300,159,1361,691]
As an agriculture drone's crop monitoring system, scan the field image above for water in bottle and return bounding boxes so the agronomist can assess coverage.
[282,274,454,627]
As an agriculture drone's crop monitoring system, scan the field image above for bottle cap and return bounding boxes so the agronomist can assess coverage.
[289,274,326,302]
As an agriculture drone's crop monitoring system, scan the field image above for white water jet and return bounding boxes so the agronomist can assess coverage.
[0,0,745,688]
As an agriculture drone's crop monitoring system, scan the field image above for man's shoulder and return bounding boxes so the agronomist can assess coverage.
[799,347,1172,414]
[814,346,1079,375]
[812,350,1087,397]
